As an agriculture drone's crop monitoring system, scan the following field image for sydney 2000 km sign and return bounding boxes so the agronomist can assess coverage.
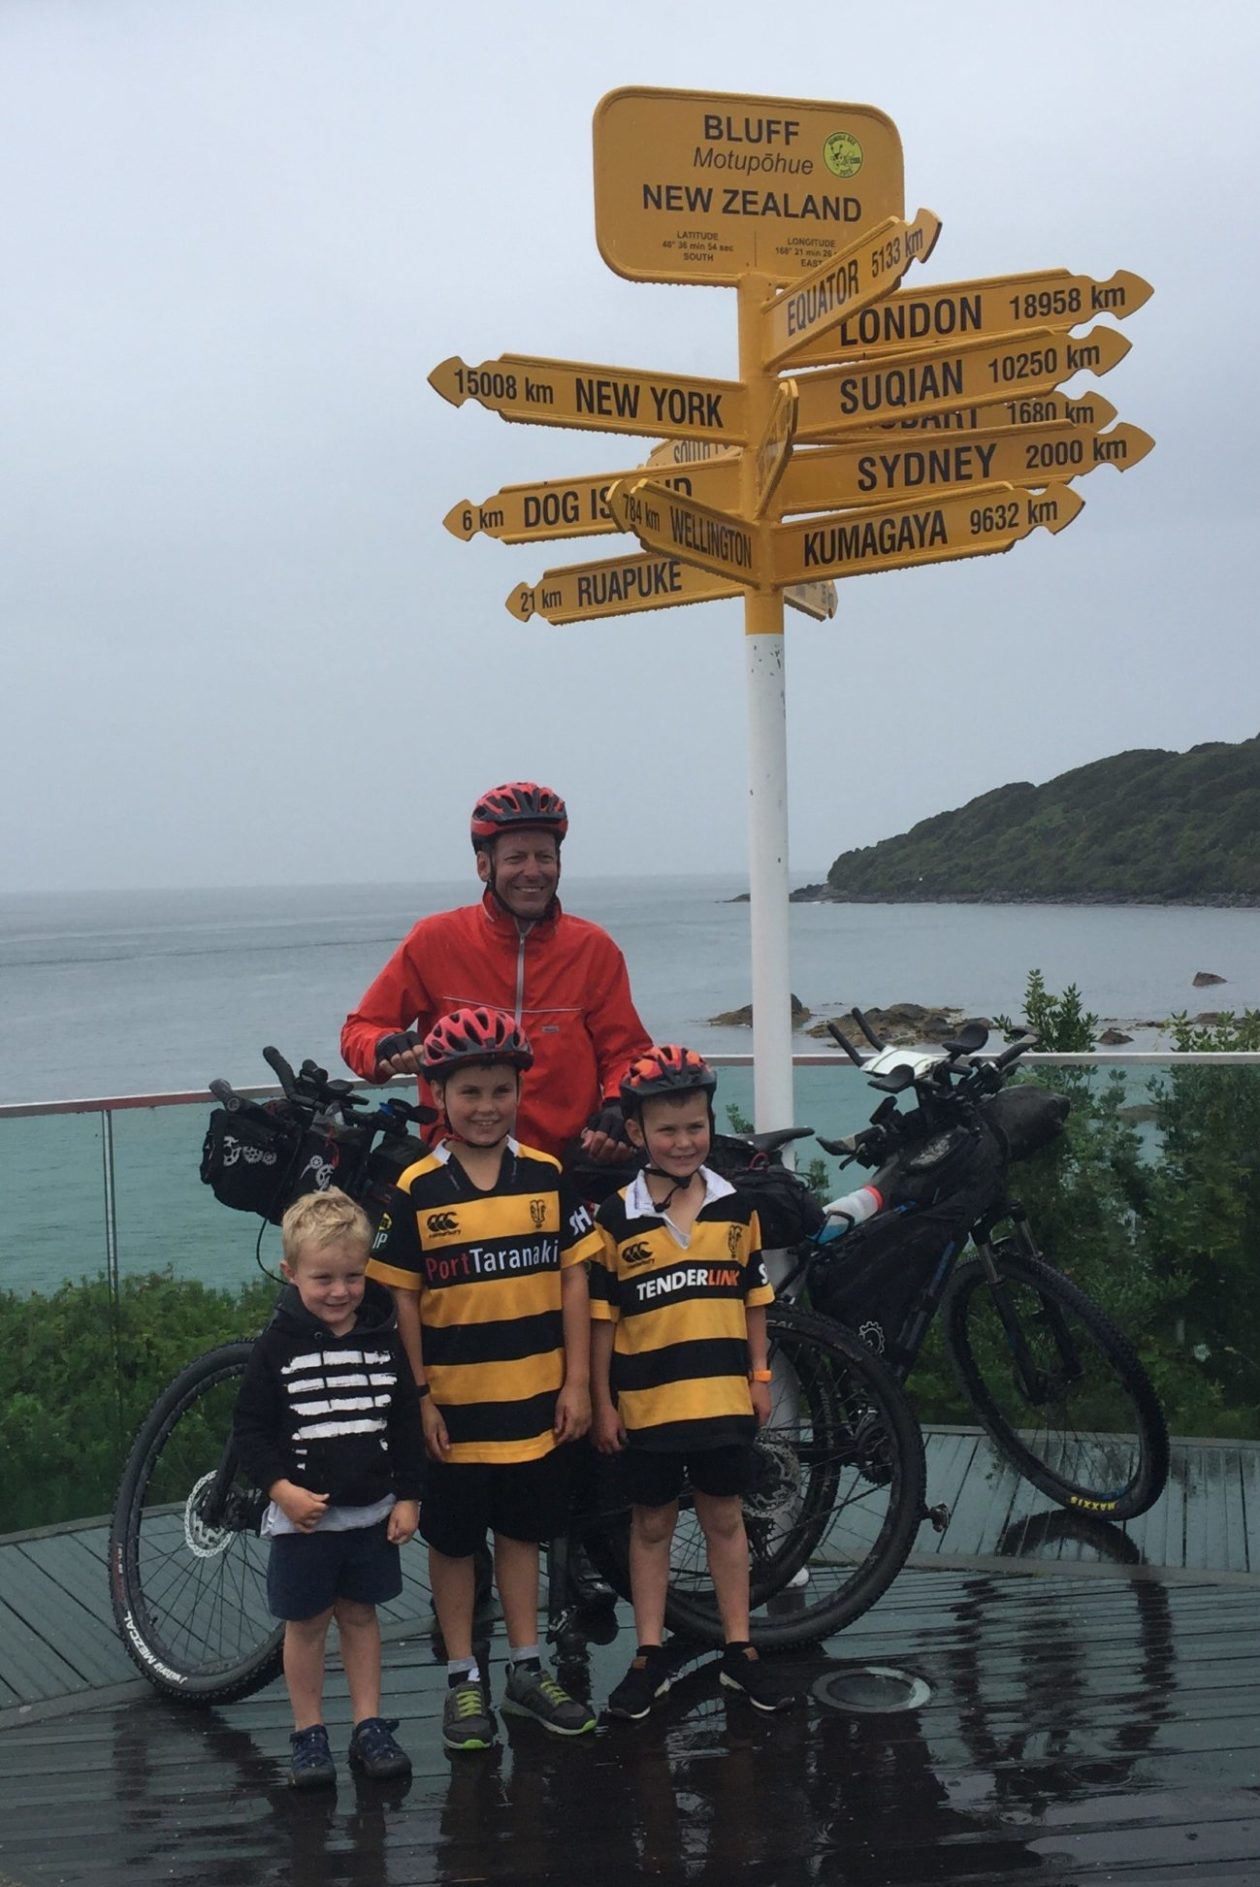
[427,84,1154,1134]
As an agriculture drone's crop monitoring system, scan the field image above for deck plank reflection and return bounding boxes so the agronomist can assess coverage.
[0,1571,1257,1886]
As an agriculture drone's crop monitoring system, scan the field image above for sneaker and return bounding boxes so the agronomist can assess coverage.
[348,1715,412,1781]
[719,1645,796,1714]
[443,1678,497,1753]
[288,1722,336,1790]
[607,1648,672,1721]
[501,1662,597,1737]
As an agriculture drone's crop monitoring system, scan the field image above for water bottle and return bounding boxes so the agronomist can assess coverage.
[821,1185,884,1236]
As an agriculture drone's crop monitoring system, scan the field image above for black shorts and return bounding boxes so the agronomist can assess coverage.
[266,1520,402,1621]
[620,1443,753,1510]
[419,1446,574,1559]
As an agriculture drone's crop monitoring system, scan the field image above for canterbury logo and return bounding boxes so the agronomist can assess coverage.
[529,1199,547,1229]
[622,1241,653,1268]
[727,1225,742,1259]
[426,1212,460,1236]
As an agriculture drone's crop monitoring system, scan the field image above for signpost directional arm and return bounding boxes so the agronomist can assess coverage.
[785,266,1154,368]
[761,206,942,369]
[795,324,1130,441]
[606,476,767,586]
[428,354,748,443]
[771,480,1084,585]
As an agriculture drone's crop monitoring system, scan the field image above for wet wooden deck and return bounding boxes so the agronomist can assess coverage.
[1,1567,1257,1885]
[2,1429,1256,1720]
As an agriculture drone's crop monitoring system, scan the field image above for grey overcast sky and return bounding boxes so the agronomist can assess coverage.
[1,0,1255,893]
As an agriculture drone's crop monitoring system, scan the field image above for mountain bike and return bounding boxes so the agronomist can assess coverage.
[782,1013,1169,1529]
[108,1049,926,1702]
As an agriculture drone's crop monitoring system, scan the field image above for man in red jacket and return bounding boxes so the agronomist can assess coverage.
[341,783,651,1166]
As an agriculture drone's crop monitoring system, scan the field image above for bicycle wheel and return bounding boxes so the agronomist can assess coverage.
[590,1306,925,1650]
[109,1342,284,1704]
[945,1247,1169,1521]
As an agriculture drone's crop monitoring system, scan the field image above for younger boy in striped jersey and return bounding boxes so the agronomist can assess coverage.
[591,1046,795,1719]
[232,1189,424,1789]
[367,1006,601,1751]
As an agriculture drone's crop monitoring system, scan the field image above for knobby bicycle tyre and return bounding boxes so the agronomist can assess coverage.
[109,1341,284,1704]
[945,1248,1169,1522]
[589,1305,926,1650]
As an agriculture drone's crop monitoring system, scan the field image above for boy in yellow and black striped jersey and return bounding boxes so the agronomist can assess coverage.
[366,1006,601,1751]
[591,1045,796,1719]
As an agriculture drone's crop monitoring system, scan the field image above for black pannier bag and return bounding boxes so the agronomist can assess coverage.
[980,1082,1070,1164]
[708,1135,826,1248]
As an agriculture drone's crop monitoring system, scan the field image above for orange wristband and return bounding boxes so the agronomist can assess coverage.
[748,1368,773,1383]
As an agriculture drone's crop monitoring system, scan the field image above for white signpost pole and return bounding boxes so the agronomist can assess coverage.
[737,273,795,1142]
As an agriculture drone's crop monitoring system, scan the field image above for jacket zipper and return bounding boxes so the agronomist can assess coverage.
[514,923,527,1024]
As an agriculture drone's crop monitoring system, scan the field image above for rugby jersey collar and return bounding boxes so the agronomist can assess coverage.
[624,1165,735,1221]
[432,1137,523,1188]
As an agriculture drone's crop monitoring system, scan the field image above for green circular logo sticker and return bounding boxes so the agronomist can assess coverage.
[823,131,863,178]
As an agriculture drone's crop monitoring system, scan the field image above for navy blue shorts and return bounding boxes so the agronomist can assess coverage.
[266,1519,402,1621]
[419,1447,573,1559]
[620,1443,753,1510]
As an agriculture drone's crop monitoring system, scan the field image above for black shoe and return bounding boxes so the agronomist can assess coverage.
[570,1545,618,1613]
[348,1716,412,1780]
[719,1645,795,1714]
[607,1648,672,1721]
[288,1723,337,1790]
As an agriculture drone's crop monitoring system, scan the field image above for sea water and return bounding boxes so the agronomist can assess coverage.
[2,879,1256,1294]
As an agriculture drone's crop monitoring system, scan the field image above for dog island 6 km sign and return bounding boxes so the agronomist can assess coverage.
[593,87,904,286]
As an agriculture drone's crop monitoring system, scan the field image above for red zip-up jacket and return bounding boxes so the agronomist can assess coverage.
[340,893,651,1161]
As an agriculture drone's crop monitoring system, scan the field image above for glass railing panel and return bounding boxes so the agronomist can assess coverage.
[2,1056,1258,1532]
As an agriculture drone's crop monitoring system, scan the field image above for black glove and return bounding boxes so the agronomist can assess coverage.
[586,1100,632,1147]
[376,1030,421,1063]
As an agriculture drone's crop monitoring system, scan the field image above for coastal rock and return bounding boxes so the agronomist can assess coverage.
[1192,970,1227,987]
[708,994,812,1029]
[806,1003,987,1048]
[1098,1027,1134,1045]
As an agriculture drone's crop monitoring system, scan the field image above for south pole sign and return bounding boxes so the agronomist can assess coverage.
[429,85,1154,1136]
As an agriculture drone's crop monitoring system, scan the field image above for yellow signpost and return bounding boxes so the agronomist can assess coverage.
[751,379,798,516]
[785,267,1154,368]
[505,552,738,625]
[592,87,905,286]
[777,419,1153,511]
[839,388,1119,439]
[428,83,1154,1138]
[761,208,941,368]
[607,479,766,587]
[504,552,837,625]
[428,354,747,443]
[771,481,1083,586]
[794,325,1131,440]
[442,461,740,546]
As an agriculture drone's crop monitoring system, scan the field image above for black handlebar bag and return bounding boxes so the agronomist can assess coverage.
[199,1105,352,1224]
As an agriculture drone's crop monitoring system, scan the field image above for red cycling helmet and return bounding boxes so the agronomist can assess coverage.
[470,782,569,849]
[420,1006,534,1078]
[620,1044,717,1113]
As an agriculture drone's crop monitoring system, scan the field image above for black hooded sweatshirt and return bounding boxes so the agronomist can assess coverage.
[233,1280,425,1509]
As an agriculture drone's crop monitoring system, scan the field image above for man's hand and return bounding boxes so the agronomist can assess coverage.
[580,1101,634,1166]
[554,1380,591,1444]
[592,1403,626,1454]
[374,1031,425,1081]
[271,1480,330,1532]
[387,1498,420,1544]
[421,1397,451,1462]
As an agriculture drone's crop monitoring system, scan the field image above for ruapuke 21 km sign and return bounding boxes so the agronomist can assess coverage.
[593,87,905,285]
